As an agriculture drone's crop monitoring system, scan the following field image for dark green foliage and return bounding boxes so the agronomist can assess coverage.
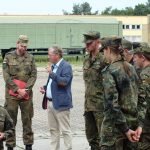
[34,55,84,64]
[63,2,98,15]
[101,0,150,16]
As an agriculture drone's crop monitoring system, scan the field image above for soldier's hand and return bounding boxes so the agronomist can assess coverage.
[0,132,5,140]
[17,89,27,97]
[132,126,142,142]
[125,129,137,142]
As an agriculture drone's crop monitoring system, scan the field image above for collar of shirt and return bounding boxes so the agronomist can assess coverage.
[53,58,63,69]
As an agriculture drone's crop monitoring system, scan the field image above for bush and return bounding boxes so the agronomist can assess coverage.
[35,55,84,66]
[0,54,84,66]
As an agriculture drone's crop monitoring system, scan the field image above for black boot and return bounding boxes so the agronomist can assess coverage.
[26,145,32,150]
[7,147,13,150]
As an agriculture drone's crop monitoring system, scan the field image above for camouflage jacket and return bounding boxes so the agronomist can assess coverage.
[101,59,139,133]
[3,51,37,98]
[138,65,150,132]
[0,106,15,140]
[83,52,105,111]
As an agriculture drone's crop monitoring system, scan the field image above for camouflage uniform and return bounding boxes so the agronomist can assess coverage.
[3,46,37,146]
[138,65,150,150]
[134,46,150,150]
[83,31,105,150]
[100,37,139,150]
[0,106,15,150]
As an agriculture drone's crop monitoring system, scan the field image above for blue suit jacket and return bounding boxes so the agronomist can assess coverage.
[42,60,73,110]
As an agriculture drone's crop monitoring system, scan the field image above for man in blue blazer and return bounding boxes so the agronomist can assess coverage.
[40,46,73,150]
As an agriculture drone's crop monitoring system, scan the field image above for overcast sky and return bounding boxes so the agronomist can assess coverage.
[0,0,148,15]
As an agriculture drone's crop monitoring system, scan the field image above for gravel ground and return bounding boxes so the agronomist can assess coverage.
[0,65,85,139]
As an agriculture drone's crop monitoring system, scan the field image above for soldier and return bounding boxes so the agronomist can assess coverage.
[2,35,37,150]
[0,106,14,150]
[100,37,141,150]
[122,39,142,79]
[83,31,105,150]
[122,39,134,65]
[133,46,150,150]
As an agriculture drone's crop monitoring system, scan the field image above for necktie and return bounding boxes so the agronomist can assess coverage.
[51,64,56,71]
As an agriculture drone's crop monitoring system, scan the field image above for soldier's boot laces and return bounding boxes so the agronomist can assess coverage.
[7,147,13,150]
[26,145,32,150]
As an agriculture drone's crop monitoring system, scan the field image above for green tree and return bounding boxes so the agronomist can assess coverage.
[134,4,150,15]
[101,6,112,15]
[63,2,98,15]
[80,2,92,15]
[111,9,123,15]
[101,0,150,16]
[62,10,70,15]
[72,4,82,15]
[124,7,134,15]
[146,0,150,6]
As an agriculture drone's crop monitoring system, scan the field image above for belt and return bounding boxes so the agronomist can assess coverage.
[47,98,52,101]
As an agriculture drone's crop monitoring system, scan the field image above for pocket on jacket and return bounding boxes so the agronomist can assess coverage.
[8,63,18,75]
[57,93,70,106]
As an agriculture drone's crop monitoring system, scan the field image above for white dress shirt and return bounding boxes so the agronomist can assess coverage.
[46,58,63,99]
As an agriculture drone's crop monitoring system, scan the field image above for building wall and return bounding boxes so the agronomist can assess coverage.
[108,15,150,43]
[0,16,122,49]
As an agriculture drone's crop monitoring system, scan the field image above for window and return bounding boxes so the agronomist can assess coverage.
[123,24,141,30]
[126,25,130,29]
[132,25,136,29]
[137,25,141,29]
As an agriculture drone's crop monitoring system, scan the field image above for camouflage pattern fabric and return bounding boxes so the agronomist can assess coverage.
[101,139,137,150]
[83,52,105,149]
[101,59,139,149]
[2,50,37,147]
[138,65,150,150]
[0,106,15,149]
[84,111,104,150]
[83,52,105,111]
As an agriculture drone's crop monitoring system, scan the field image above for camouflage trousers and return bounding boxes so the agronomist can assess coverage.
[138,133,150,150]
[5,98,34,147]
[84,111,104,150]
[101,138,138,150]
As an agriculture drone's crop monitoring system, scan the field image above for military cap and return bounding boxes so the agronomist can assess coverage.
[122,39,132,50]
[100,36,122,51]
[83,31,100,43]
[134,46,150,54]
[133,42,149,50]
[132,42,141,49]
[18,35,29,46]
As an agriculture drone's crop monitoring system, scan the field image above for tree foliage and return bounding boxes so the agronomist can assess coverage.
[63,2,98,15]
[63,0,150,16]
[101,0,150,16]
